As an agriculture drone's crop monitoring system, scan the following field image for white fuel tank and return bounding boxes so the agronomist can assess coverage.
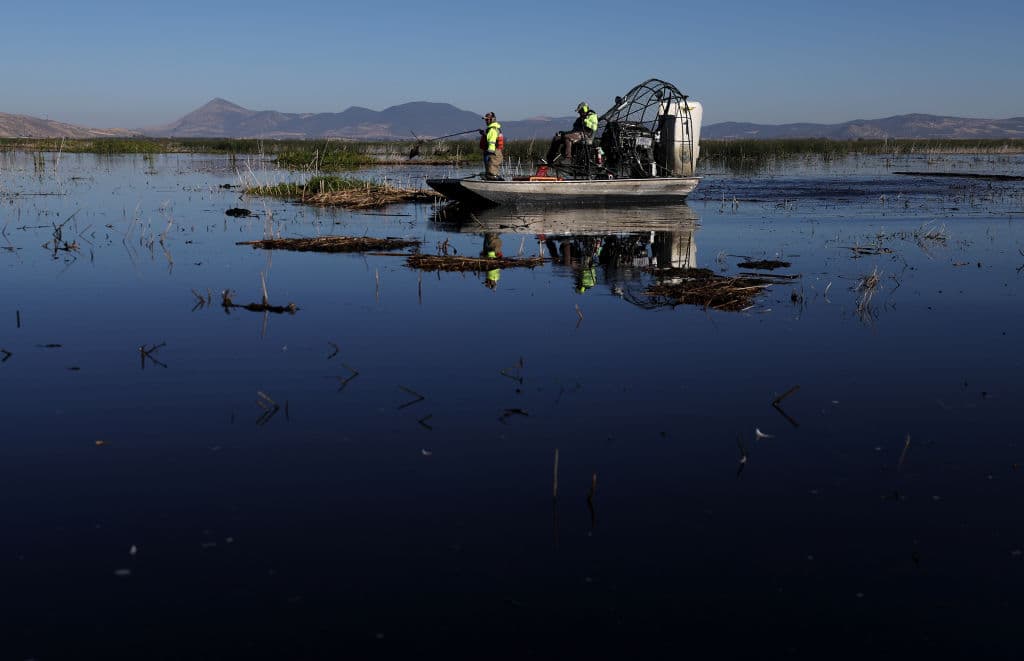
[657,100,702,176]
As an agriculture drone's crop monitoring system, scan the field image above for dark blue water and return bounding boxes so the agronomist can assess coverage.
[2,151,1023,658]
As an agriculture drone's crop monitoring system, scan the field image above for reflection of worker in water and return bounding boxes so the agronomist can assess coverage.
[575,265,597,293]
[539,234,602,293]
[481,232,503,289]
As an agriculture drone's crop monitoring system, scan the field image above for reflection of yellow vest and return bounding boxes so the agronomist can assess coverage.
[578,267,596,293]
[486,250,501,283]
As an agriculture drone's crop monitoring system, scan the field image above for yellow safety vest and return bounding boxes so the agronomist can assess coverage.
[486,122,502,152]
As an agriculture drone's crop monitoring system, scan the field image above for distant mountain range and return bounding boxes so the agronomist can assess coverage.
[3,98,1023,140]
[142,98,573,141]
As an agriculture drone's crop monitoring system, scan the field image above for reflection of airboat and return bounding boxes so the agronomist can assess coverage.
[427,79,703,206]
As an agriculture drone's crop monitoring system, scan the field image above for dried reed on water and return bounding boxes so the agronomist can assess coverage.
[645,267,777,311]
[406,254,545,272]
[237,236,420,253]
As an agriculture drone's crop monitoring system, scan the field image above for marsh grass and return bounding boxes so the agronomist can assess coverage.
[3,137,1021,173]
[699,138,1024,171]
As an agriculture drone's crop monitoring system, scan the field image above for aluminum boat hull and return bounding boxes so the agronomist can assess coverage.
[427,177,700,207]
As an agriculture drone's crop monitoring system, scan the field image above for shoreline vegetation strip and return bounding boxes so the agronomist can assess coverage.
[3,137,1024,171]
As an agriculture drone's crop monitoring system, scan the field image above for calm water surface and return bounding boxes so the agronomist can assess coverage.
[2,151,1023,658]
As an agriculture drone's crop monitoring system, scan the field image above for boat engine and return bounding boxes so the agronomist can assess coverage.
[597,79,702,178]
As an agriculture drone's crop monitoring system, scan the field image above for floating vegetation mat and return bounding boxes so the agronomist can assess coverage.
[645,268,779,311]
[737,259,792,270]
[304,188,442,209]
[245,177,443,210]
[237,236,420,253]
[406,254,546,272]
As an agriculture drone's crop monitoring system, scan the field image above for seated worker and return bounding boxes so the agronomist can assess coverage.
[544,102,599,164]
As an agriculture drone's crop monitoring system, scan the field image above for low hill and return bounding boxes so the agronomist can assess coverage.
[703,114,1024,139]
[0,113,135,139]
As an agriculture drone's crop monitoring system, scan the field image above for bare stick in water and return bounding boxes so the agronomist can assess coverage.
[898,434,911,472]
[772,385,800,406]
[552,448,560,501]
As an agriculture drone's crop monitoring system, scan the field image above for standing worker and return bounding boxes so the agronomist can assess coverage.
[479,112,504,181]
[545,102,599,164]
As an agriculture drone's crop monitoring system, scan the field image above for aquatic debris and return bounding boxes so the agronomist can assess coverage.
[552,448,560,501]
[191,289,213,310]
[333,364,360,391]
[406,254,545,272]
[397,385,425,410]
[898,433,912,472]
[772,385,801,428]
[499,408,529,424]
[856,267,882,311]
[221,289,298,314]
[256,390,280,425]
[139,342,167,369]
[737,437,749,477]
[847,244,892,257]
[237,236,420,253]
[644,268,775,311]
[772,386,799,405]
[737,259,792,270]
[770,382,802,429]
[225,208,252,217]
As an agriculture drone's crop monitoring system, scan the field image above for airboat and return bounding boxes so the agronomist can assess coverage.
[426,79,702,207]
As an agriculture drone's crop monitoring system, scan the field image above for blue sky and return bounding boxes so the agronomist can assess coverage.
[3,0,1021,128]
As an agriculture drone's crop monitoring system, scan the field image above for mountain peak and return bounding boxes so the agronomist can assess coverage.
[196,98,249,113]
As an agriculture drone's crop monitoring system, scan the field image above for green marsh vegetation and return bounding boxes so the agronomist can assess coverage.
[2,137,1021,173]
[698,138,1024,171]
